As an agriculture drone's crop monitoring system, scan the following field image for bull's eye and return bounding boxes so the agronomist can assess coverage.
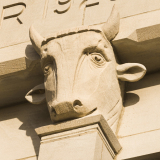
[90,53,106,66]
[44,66,49,72]
[43,64,52,75]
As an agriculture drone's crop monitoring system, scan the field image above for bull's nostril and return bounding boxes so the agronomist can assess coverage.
[73,100,82,107]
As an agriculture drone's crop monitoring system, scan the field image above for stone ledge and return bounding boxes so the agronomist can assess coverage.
[35,114,121,154]
[38,124,115,160]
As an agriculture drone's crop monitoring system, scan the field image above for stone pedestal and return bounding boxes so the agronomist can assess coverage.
[35,114,121,160]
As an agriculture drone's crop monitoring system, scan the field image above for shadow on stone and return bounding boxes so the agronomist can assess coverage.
[0,102,52,159]
[124,92,140,107]
[25,45,40,61]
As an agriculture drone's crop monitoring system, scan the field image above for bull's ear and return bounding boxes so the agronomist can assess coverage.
[117,63,146,82]
[25,83,46,104]
[102,5,120,41]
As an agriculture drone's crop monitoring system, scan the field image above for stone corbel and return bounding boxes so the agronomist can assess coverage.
[35,114,121,160]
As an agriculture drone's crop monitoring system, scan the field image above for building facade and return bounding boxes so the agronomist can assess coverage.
[1,0,160,159]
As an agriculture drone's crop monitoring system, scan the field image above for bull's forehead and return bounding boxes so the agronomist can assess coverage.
[41,31,115,99]
[46,31,112,59]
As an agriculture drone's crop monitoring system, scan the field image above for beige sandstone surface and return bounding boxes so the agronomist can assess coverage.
[1,0,160,160]
[1,0,160,106]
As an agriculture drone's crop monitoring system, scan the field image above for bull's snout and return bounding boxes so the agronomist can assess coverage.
[50,100,91,122]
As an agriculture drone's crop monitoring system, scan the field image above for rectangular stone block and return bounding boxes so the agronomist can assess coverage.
[38,124,115,160]
[36,114,121,154]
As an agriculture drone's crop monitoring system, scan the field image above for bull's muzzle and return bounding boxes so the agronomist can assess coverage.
[50,100,94,122]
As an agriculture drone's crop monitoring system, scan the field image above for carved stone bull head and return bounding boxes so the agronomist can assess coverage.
[25,6,146,132]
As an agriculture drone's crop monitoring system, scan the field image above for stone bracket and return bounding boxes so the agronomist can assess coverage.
[36,114,122,155]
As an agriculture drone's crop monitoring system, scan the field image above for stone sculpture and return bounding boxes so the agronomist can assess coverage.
[25,6,146,132]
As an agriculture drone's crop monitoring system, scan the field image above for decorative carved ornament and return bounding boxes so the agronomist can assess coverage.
[25,6,146,132]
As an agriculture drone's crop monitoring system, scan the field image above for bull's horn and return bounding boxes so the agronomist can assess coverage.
[102,5,120,41]
[29,25,44,56]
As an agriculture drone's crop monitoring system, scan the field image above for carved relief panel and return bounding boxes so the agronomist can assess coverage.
[25,6,146,132]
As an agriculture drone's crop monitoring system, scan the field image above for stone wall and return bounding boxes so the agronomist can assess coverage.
[0,103,51,160]
[1,0,160,159]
